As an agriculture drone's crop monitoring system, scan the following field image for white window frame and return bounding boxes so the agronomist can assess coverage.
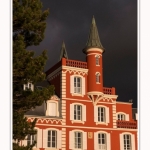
[116,112,129,121]
[120,132,135,150]
[69,130,87,150]
[95,55,100,66]
[45,100,59,117]
[70,75,85,97]
[27,133,37,147]
[23,82,34,91]
[94,105,109,125]
[43,128,61,150]
[94,131,110,150]
[47,130,57,148]
[70,103,86,124]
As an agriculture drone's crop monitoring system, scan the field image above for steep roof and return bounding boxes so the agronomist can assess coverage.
[83,16,104,53]
[59,41,68,61]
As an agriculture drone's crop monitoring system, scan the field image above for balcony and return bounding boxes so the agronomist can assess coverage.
[117,120,137,129]
[103,87,116,95]
[66,59,87,69]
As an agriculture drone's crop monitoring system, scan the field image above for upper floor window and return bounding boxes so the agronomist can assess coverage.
[74,105,82,120]
[74,77,81,94]
[120,133,135,150]
[70,75,85,96]
[69,130,87,149]
[96,72,100,83]
[94,105,109,125]
[98,107,105,122]
[94,131,110,150]
[47,130,57,148]
[95,55,100,66]
[70,103,86,124]
[23,82,34,91]
[118,114,125,120]
[117,112,129,121]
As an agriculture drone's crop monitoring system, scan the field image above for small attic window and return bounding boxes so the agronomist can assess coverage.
[24,82,34,91]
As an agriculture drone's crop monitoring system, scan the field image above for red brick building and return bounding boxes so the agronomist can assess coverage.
[21,17,137,150]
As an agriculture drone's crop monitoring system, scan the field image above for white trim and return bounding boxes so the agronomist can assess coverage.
[86,47,103,53]
[35,124,137,131]
[87,53,102,56]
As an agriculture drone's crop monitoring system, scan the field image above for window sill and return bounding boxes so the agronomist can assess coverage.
[32,148,40,150]
[95,122,108,126]
[45,148,58,150]
[71,120,85,124]
[96,82,101,84]
[71,93,84,97]
[96,65,100,66]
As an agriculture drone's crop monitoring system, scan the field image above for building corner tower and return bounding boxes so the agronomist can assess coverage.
[83,16,105,103]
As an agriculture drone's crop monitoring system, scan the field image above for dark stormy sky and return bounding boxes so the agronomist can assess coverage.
[29,0,137,107]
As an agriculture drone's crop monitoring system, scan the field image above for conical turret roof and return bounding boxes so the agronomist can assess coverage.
[83,16,105,53]
[59,41,68,61]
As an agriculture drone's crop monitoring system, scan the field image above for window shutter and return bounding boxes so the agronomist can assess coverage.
[94,132,98,150]
[126,114,129,121]
[70,75,74,94]
[43,129,47,148]
[107,133,111,150]
[69,131,74,149]
[82,105,86,121]
[106,107,110,123]
[37,129,42,148]
[94,106,98,122]
[131,134,135,150]
[22,136,27,146]
[119,133,123,150]
[135,113,138,120]
[57,130,62,149]
[83,132,87,150]
[82,77,85,95]
[70,103,74,121]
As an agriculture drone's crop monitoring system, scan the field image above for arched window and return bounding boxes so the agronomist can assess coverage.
[96,56,99,65]
[74,77,82,93]
[74,104,82,120]
[123,134,131,150]
[47,130,57,148]
[118,114,125,120]
[98,107,106,122]
[74,131,82,148]
[96,73,100,83]
[98,133,107,149]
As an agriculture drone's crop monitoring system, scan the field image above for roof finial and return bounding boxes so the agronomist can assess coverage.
[59,41,68,61]
[83,16,105,54]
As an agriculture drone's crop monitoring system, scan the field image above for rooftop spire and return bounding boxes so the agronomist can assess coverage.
[83,16,104,53]
[59,41,68,61]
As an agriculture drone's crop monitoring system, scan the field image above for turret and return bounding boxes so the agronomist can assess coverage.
[83,16,105,103]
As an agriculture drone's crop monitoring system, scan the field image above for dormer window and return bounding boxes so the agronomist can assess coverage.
[23,82,34,91]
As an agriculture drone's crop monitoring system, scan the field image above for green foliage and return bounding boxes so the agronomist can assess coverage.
[13,0,54,149]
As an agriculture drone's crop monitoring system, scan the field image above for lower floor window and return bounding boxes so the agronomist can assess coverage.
[27,134,37,146]
[75,131,82,149]
[48,130,57,148]
[98,133,106,150]
[123,134,131,150]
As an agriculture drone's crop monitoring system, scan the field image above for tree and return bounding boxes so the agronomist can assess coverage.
[13,0,54,149]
